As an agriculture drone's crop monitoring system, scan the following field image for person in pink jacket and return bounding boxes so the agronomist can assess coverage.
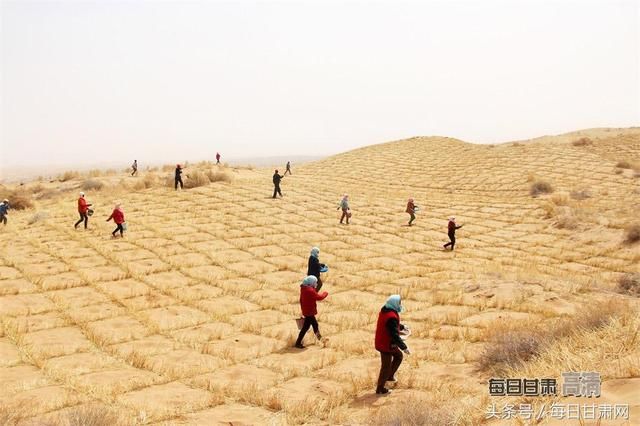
[106,204,126,238]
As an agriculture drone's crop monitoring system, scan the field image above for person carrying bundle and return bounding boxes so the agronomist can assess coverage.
[375,295,411,395]
[74,192,92,229]
[307,246,327,291]
[295,276,328,349]
[337,194,351,224]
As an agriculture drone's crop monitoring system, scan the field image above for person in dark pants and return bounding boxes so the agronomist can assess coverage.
[295,275,328,349]
[107,204,126,238]
[375,295,410,395]
[337,194,350,224]
[175,164,184,190]
[284,161,292,175]
[0,199,9,225]
[307,246,326,291]
[131,160,138,176]
[443,216,463,250]
[74,192,92,229]
[406,198,417,226]
[216,152,221,164]
[272,169,283,198]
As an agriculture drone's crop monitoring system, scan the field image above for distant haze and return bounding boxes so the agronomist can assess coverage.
[1,0,638,173]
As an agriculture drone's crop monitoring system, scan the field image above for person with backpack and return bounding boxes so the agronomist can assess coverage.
[406,198,417,226]
[131,160,138,176]
[0,199,9,225]
[307,246,327,291]
[284,161,292,175]
[74,192,92,229]
[443,216,463,250]
[175,164,184,190]
[295,275,328,349]
[106,204,126,238]
[337,194,351,224]
[375,295,410,395]
[272,169,284,198]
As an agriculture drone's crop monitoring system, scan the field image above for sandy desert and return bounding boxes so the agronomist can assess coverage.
[0,128,639,425]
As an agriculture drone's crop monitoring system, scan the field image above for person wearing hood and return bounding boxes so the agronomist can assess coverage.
[307,247,327,291]
[272,169,284,198]
[443,216,463,250]
[0,199,9,225]
[406,198,417,226]
[375,295,410,395]
[175,164,184,190]
[107,204,126,238]
[337,194,351,224]
[74,192,92,229]
[295,275,328,349]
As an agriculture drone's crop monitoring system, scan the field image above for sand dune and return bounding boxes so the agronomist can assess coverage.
[0,128,638,425]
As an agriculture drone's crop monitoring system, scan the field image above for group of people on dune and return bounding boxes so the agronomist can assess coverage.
[296,246,410,394]
[2,155,465,395]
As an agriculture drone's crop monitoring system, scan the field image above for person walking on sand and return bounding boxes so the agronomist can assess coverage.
[307,247,327,291]
[406,198,419,226]
[106,204,126,238]
[443,216,463,250]
[375,295,411,395]
[74,192,92,229]
[0,199,10,225]
[295,275,328,349]
[272,169,284,198]
[337,194,351,224]
[284,161,292,176]
[216,152,221,165]
[131,160,138,176]
[175,164,184,190]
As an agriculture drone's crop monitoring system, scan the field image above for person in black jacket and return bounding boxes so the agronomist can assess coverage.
[272,169,284,198]
[307,246,326,291]
[175,164,184,190]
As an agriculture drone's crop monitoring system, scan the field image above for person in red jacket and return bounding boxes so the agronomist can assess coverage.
[107,204,126,238]
[375,294,410,394]
[295,275,328,349]
[74,192,92,229]
[406,198,417,226]
[216,152,221,164]
[443,216,463,250]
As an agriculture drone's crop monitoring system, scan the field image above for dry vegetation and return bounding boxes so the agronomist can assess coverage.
[572,137,593,146]
[617,274,640,296]
[624,223,640,244]
[0,189,34,210]
[529,180,553,197]
[0,128,639,425]
[478,301,628,374]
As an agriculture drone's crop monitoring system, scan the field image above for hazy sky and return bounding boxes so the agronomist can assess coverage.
[1,0,638,168]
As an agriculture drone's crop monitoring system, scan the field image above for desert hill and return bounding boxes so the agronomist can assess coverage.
[0,128,638,425]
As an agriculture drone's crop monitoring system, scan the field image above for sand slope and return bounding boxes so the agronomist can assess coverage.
[0,128,639,425]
